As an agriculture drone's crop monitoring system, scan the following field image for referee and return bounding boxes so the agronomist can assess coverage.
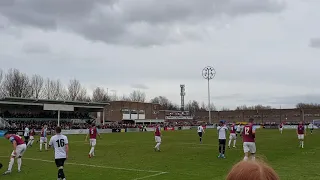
[217,120,228,158]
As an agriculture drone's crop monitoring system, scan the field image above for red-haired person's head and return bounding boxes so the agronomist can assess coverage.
[226,160,280,180]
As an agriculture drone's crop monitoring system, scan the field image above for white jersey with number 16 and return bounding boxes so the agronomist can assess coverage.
[49,134,69,159]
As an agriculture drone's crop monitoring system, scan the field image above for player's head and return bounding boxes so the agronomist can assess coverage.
[3,132,10,139]
[55,126,62,134]
[219,120,224,126]
[226,160,280,180]
[299,121,303,125]
[249,118,254,123]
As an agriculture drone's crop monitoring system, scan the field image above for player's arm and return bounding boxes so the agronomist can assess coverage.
[252,127,256,138]
[65,138,69,159]
[97,128,101,139]
[85,130,89,141]
[203,127,205,133]
[10,138,17,155]
[48,137,53,148]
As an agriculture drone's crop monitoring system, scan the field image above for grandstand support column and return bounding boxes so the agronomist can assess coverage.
[58,110,60,127]
[202,66,216,124]
[102,108,105,125]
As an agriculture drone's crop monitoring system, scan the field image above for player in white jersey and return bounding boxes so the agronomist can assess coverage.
[236,124,241,136]
[217,120,228,158]
[197,125,205,143]
[49,126,69,180]
[24,126,30,145]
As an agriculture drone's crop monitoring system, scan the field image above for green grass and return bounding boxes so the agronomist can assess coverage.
[0,129,319,180]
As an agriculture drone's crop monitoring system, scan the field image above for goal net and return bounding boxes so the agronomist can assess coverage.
[0,117,10,129]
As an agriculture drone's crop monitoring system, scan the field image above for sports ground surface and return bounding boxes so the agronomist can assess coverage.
[0,129,319,180]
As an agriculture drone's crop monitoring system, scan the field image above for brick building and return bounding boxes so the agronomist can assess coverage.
[104,101,161,122]
[194,108,320,123]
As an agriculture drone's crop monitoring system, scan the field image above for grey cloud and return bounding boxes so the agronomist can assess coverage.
[22,42,51,54]
[0,0,285,46]
[310,38,320,48]
[131,84,149,90]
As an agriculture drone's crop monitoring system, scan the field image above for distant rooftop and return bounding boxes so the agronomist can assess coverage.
[0,97,109,108]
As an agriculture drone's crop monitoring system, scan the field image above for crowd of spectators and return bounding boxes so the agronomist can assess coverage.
[0,111,90,119]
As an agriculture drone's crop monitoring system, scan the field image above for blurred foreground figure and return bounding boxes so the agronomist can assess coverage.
[226,160,280,180]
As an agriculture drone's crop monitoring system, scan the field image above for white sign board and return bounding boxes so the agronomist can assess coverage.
[44,104,74,111]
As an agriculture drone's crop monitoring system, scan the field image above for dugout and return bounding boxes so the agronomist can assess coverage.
[0,97,109,125]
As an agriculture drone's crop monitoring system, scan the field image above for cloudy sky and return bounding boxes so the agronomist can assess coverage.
[1,0,320,109]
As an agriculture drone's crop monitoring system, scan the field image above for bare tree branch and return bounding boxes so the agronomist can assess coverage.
[92,87,110,102]
[129,90,146,102]
[30,74,44,99]
[1,69,32,98]
[67,79,82,101]
[43,78,66,100]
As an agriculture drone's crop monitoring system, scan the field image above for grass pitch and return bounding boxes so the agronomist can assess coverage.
[0,129,319,180]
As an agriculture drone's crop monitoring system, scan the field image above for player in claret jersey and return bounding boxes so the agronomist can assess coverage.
[297,122,306,148]
[279,123,283,134]
[85,124,101,158]
[40,125,48,151]
[228,123,237,148]
[27,128,36,148]
[3,133,27,175]
[242,118,256,161]
[154,124,162,152]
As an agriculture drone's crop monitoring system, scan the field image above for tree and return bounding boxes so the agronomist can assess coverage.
[150,96,179,110]
[185,100,200,114]
[236,104,272,110]
[221,107,231,111]
[43,78,66,100]
[129,90,146,102]
[0,69,3,97]
[92,87,110,102]
[119,94,131,101]
[30,74,44,99]
[76,88,91,102]
[67,79,82,101]
[200,102,216,111]
[1,69,32,98]
[296,103,320,109]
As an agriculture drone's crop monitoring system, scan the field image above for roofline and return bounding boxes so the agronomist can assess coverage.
[110,100,160,105]
[0,97,109,106]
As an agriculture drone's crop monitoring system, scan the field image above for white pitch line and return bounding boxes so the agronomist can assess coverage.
[132,172,168,180]
[0,156,168,174]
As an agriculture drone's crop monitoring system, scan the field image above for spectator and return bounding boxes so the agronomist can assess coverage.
[226,160,280,180]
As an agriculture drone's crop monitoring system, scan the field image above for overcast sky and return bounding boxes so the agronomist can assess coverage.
[1,0,320,109]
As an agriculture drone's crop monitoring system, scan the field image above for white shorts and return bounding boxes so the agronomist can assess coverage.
[90,139,97,147]
[30,136,34,140]
[155,136,161,143]
[229,133,236,140]
[279,128,283,131]
[298,134,304,140]
[11,144,27,157]
[40,137,47,143]
[243,142,256,154]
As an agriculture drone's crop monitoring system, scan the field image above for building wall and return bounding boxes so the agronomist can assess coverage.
[105,101,161,121]
[194,108,320,123]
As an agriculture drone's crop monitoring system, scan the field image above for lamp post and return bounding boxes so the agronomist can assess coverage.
[202,66,216,124]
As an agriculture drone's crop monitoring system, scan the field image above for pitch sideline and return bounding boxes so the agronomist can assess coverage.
[0,156,168,180]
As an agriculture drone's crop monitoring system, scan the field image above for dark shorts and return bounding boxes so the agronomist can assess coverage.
[55,158,66,167]
[311,128,314,131]
[198,132,203,137]
[24,136,29,141]
[219,139,226,145]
